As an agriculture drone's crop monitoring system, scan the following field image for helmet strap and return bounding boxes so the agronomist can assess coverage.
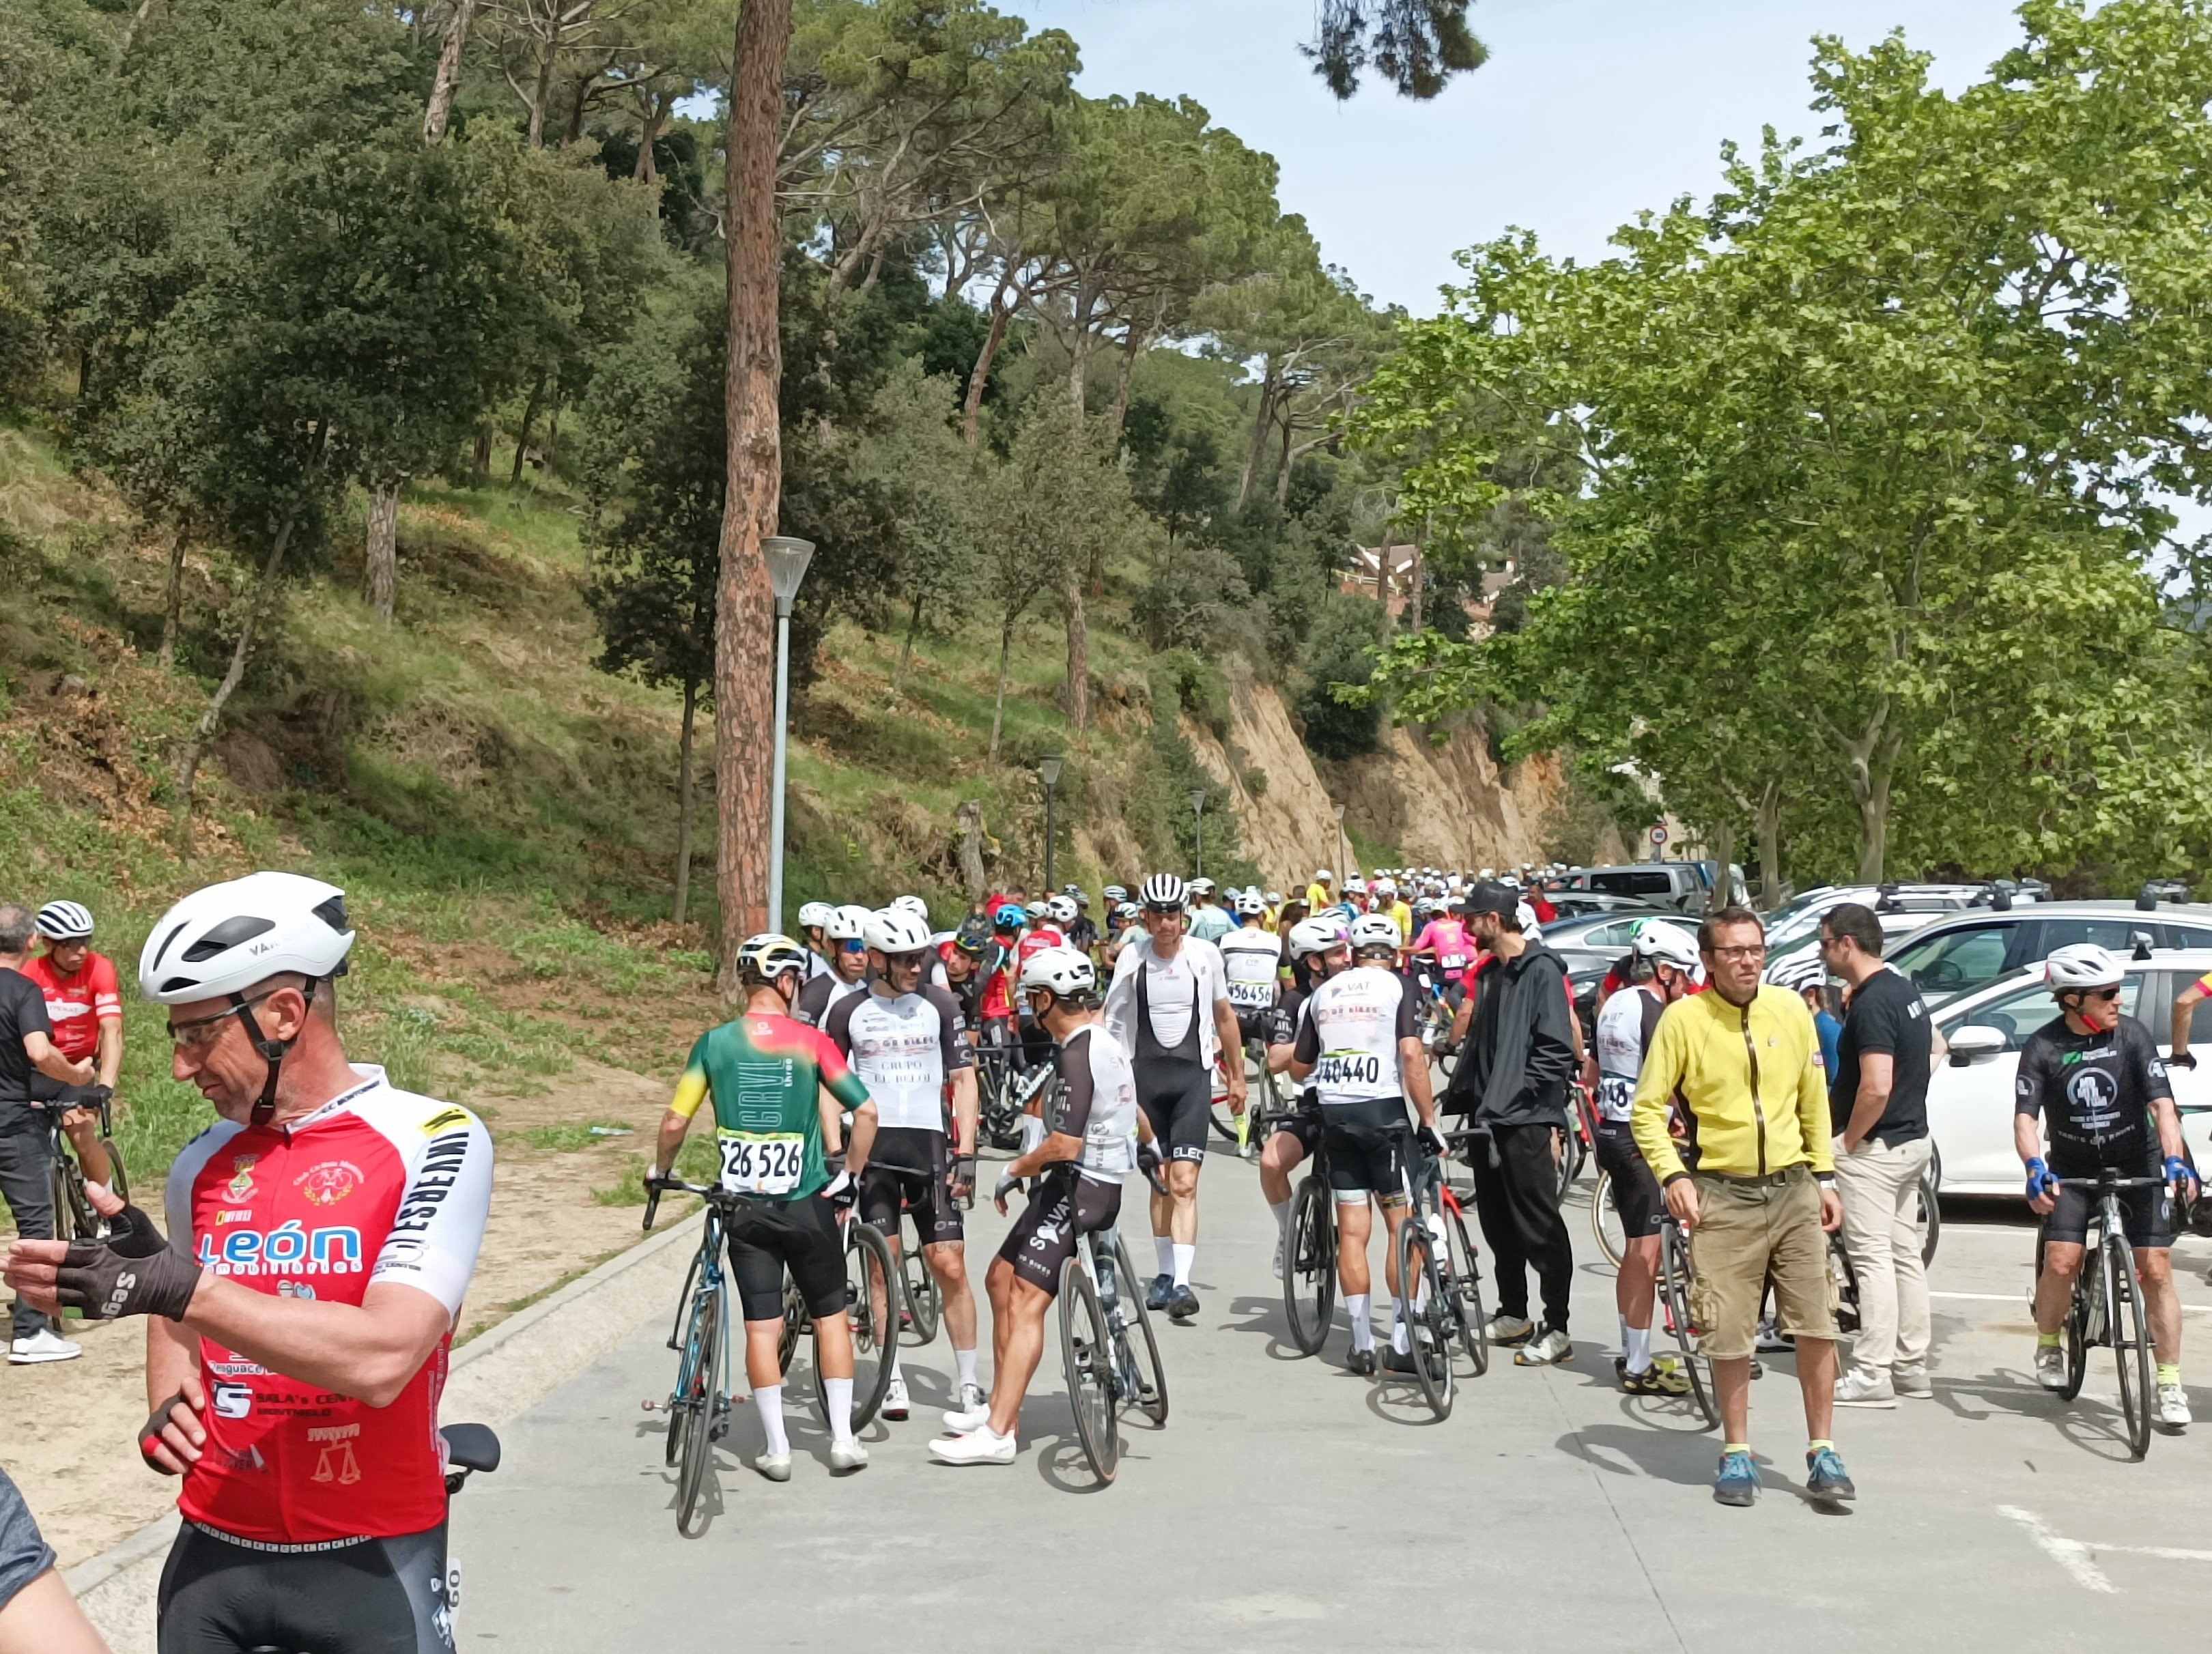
[233,978,316,1127]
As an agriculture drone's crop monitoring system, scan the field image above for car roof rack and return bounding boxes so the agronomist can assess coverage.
[2138,879,2193,912]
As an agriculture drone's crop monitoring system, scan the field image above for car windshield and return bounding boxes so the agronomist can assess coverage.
[1950,973,2143,1052]
[1888,923,2015,998]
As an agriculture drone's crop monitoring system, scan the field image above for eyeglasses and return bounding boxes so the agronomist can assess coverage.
[1707,945,1768,961]
[883,951,928,970]
[166,991,278,1051]
[838,939,867,953]
[2086,986,2124,1003]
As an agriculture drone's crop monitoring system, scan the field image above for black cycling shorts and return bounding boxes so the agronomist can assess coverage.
[1593,1120,1664,1240]
[726,1193,849,1322]
[2043,1177,2173,1250]
[1233,1006,1273,1047]
[999,1168,1122,1294]
[1322,1098,1415,1208]
[860,1127,963,1247]
[158,1521,451,1654]
[1135,1056,1212,1163]
[1271,1098,1324,1159]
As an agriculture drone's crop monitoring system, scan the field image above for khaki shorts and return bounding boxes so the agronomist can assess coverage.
[1686,1166,1837,1360]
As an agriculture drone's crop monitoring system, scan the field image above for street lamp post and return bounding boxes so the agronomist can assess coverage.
[1038,754,1064,891]
[763,534,816,936]
[1191,789,1206,880]
[1333,803,1348,890]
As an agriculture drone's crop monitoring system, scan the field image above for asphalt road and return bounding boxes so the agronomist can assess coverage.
[451,1141,2212,1653]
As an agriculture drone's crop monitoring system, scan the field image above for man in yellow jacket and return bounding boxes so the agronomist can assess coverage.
[1632,907,1852,1511]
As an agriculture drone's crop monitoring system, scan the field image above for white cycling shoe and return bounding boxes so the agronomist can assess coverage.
[941,1401,991,1434]
[2035,1344,2067,1391]
[829,1438,869,1473]
[2159,1383,2192,1429]
[881,1378,909,1421]
[929,1427,1016,1466]
[1271,1240,1285,1280]
[753,1451,793,1483]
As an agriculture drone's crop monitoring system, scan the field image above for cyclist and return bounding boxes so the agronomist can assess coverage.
[5,872,493,1651]
[1260,916,1348,1276]
[793,904,870,1026]
[1408,899,1475,1015]
[2169,964,2209,1070]
[1015,900,1071,1074]
[1218,893,1284,1156]
[651,933,879,1479]
[1064,891,1101,958]
[1104,874,1243,1321]
[942,917,992,1033]
[797,902,837,980]
[20,902,122,1215]
[1769,951,1842,1077]
[825,909,984,1425]
[0,907,96,1366]
[1592,920,1700,1397]
[978,903,1027,1057]
[1305,868,1335,911]
[1288,913,1443,1375]
[1187,879,1234,944]
[2017,943,2192,1427]
[1376,879,1412,947]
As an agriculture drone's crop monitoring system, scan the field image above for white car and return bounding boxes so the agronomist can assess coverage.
[1923,950,2212,1195]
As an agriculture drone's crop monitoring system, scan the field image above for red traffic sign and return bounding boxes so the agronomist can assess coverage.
[1649,825,1669,846]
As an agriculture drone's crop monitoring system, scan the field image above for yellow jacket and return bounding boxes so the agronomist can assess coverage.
[1630,985,1832,1183]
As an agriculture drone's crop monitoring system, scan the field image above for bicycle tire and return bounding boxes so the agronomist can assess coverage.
[1109,1231,1169,1424]
[1590,1169,1625,1270]
[1442,1201,1488,1376]
[1058,1257,1118,1483]
[2108,1231,2152,1460]
[817,1219,898,1429]
[49,1158,85,1246]
[675,1285,720,1531]
[2060,1253,2091,1402]
[1395,1218,1453,1420]
[1918,1152,1940,1267]
[1660,1225,1718,1431]
[901,1239,941,1347]
[777,1281,805,1377]
[104,1138,130,1213]
[1282,1175,1336,1356]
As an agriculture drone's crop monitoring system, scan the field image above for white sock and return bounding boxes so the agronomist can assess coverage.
[887,1352,903,1387]
[1269,1199,1292,1240]
[1172,1244,1195,1288]
[1624,1322,1654,1375]
[1410,1277,1429,1313]
[1347,1292,1374,1352]
[1390,1298,1410,1354]
[1155,1236,1175,1277]
[955,1348,978,1389]
[824,1376,855,1444]
[754,1383,789,1455]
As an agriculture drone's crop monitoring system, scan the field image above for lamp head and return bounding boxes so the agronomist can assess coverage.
[763,535,817,612]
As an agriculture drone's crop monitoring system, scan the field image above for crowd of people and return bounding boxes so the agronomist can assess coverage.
[0,856,2200,1649]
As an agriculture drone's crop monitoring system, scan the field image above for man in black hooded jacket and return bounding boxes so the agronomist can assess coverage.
[1444,881,1579,1364]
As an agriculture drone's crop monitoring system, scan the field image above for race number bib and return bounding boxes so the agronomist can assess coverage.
[1438,952,1468,971]
[1314,1050,1385,1090]
[1227,978,1274,1008]
[718,1130,806,1196]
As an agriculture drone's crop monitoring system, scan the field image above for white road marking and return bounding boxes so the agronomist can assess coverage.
[1933,1292,2212,1313]
[1999,1505,2116,1593]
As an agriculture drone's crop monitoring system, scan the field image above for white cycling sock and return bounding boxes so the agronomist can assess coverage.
[1172,1244,1195,1288]
[1347,1293,1374,1352]
[1623,1323,1654,1375]
[955,1348,978,1389]
[886,1352,903,1387]
[1390,1298,1410,1354]
[1269,1199,1292,1240]
[754,1383,789,1456]
[1155,1236,1176,1277]
[824,1377,855,1444]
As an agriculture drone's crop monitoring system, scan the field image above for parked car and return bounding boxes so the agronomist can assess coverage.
[1925,950,2212,1195]
[1763,881,2045,955]
[1561,861,1742,914]
[1544,890,1672,921]
[1544,910,1690,975]
[1882,894,2212,1009]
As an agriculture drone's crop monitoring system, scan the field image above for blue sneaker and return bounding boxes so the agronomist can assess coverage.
[1806,1446,1856,1502]
[1713,1450,1760,1507]
[1145,1274,1172,1312]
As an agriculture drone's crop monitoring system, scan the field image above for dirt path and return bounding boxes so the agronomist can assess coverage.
[0,1061,697,1568]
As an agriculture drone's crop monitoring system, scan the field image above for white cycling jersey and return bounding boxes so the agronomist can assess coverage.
[1290,965,1420,1107]
[1217,926,1282,1012]
[1593,984,1665,1124]
[821,984,971,1132]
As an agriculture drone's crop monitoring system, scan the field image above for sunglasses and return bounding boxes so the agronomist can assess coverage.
[882,950,928,970]
[838,939,867,954]
[2086,986,2124,1003]
[166,990,280,1051]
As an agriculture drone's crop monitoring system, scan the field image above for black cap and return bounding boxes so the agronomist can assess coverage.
[1461,881,1518,919]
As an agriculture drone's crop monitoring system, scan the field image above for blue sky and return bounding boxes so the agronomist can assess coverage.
[1015,0,2033,314]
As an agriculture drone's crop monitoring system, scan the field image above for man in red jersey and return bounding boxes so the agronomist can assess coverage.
[19,901,122,1210]
[5,872,492,1654]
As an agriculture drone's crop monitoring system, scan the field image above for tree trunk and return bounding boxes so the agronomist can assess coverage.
[364,482,399,623]
[472,425,493,478]
[635,89,672,182]
[955,800,987,900]
[988,616,1014,761]
[423,0,476,144]
[1236,365,1277,511]
[1063,571,1088,730]
[961,270,1017,448]
[158,519,189,669]
[528,40,555,147]
[673,675,698,924]
[1273,406,1297,506]
[511,375,545,483]
[1838,707,1903,885]
[711,0,794,994]
[1107,323,1144,447]
[890,590,923,701]
[1703,820,1735,915]
[173,513,296,814]
[118,0,158,63]
[543,400,563,472]
[1754,777,1783,909]
[1408,524,1426,631]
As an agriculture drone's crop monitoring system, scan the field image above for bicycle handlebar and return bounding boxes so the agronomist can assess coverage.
[2052,1173,2168,1190]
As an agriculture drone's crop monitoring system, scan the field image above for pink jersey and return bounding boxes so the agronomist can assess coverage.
[1410,919,1475,978]
[163,1069,493,1545]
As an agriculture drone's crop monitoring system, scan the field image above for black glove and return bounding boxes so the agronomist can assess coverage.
[953,1154,978,1190]
[1416,1124,1447,1158]
[79,1084,113,1109]
[1137,1140,1163,1177]
[821,1165,858,1209]
[53,1206,201,1321]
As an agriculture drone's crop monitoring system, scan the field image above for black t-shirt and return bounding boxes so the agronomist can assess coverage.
[0,967,54,1107]
[1830,967,1933,1145]
[2015,1013,2174,1177]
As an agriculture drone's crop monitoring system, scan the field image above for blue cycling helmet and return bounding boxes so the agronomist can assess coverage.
[993,903,1025,928]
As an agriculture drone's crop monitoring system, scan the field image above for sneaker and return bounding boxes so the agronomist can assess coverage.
[1145,1274,1172,1312]
[7,1330,81,1365]
[1381,1341,1444,1380]
[1806,1445,1856,1501]
[1272,1239,1285,1280]
[1754,1317,1792,1353]
[1713,1449,1760,1507]
[1617,1357,1690,1397]
[753,1451,792,1483]
[1346,1348,1376,1377]
[941,1401,991,1433]
[828,1438,869,1474]
[1892,1364,1933,1398]
[1515,1326,1572,1367]
[1834,1369,1897,1409]
[2159,1383,2192,1429]
[928,1427,1017,1466]
[956,1382,987,1416]
[881,1378,909,1421]
[2035,1343,2067,1391]
[1169,1285,1200,1322]
[1481,1311,1535,1347]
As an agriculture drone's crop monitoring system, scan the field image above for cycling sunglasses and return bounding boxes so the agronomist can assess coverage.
[838,938,867,953]
[882,950,929,970]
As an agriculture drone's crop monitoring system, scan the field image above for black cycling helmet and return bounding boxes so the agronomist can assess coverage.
[954,915,993,956]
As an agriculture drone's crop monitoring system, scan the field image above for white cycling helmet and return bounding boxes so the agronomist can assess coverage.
[1766,950,1829,993]
[1113,901,1140,922]
[1633,919,1701,973]
[1344,876,1368,895]
[1265,890,1283,906]
[1019,945,1096,1001]
[140,872,354,1005]
[34,900,95,941]
[797,901,834,932]
[1350,913,1401,955]
[1103,884,1129,904]
[825,904,870,942]
[892,894,931,921]
[1289,915,1348,959]
[2045,943,2125,992]
[862,908,933,955]
[1314,868,1334,883]
[1044,894,1078,924]
[1188,876,1215,896]
[1139,873,1187,910]
[737,932,812,984]
[1233,891,1267,917]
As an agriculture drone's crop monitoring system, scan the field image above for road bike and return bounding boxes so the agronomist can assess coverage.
[1554,1083,1598,1201]
[1391,1135,1494,1418]
[1211,1032,1287,1153]
[976,1044,1055,1150]
[2045,1169,2168,1461]
[1059,1202,1169,1485]
[1282,1132,1338,1356]
[1656,1213,1718,1429]
[40,1093,130,1242]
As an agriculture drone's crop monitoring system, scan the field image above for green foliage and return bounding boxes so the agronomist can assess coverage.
[1298,594,1387,760]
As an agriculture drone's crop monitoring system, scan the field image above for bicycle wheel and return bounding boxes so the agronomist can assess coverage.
[777,1281,805,1377]
[1828,1236,1861,1337]
[674,1285,720,1531]
[1109,1231,1168,1424]
[901,1238,941,1347]
[2108,1231,2153,1460]
[1660,1225,1718,1430]
[1590,1169,1625,1270]
[1282,1175,1336,1356]
[817,1219,897,1429]
[1058,1258,1118,1483]
[49,1157,89,1245]
[1441,1200,1488,1376]
[2059,1258,2092,1402]
[1395,1218,1453,1419]
[1916,1163,1940,1268]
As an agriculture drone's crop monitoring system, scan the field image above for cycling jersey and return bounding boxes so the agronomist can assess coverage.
[1046,1024,1138,1182]
[1217,926,1283,1015]
[791,973,862,1028]
[1408,919,1473,975]
[18,950,120,1064]
[2015,1013,2173,1178]
[162,1069,493,1546]
[1593,985,1664,1124]
[1103,936,1231,1069]
[1268,984,1311,1051]
[1291,966,1420,1108]
[821,984,970,1132]
[2194,971,2212,999]
[668,1012,870,1201]
[1189,904,1234,943]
